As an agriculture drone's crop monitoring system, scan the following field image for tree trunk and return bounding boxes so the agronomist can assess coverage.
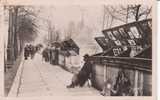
[13,7,19,59]
[7,8,14,66]
[135,5,141,21]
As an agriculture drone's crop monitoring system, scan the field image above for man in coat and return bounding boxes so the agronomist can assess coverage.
[67,54,93,88]
[24,45,29,60]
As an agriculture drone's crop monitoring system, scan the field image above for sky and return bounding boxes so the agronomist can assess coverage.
[39,5,103,30]
[33,5,152,55]
[35,5,152,44]
[34,5,104,44]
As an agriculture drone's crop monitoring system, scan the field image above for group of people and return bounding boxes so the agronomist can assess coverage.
[66,54,132,96]
[24,43,132,96]
[24,44,41,60]
[42,46,59,65]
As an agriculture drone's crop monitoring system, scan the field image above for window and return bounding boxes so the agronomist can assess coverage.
[121,40,128,45]
[113,48,122,56]
[101,39,107,46]
[122,46,128,51]
[119,28,125,34]
[128,39,136,46]
[130,46,143,57]
[133,46,143,53]
[130,26,141,38]
[114,40,122,46]
[128,31,135,39]
[105,38,109,43]
[119,28,128,38]
[113,48,118,56]
[113,30,120,39]
[107,31,116,40]
[97,38,107,46]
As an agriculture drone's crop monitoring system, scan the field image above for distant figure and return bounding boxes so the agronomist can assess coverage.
[67,54,93,88]
[27,44,31,58]
[42,48,50,62]
[35,46,39,52]
[24,45,30,60]
[30,46,36,59]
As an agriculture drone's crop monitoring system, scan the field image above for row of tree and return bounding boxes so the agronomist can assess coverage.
[102,5,152,29]
[5,5,38,68]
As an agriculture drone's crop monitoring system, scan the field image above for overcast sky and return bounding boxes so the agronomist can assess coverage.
[40,5,103,30]
[34,5,104,43]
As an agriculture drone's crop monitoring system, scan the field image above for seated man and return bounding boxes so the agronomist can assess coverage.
[67,54,93,88]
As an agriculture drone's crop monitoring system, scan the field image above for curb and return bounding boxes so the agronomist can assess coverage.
[8,59,24,97]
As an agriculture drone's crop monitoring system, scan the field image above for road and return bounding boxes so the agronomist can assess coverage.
[12,53,100,97]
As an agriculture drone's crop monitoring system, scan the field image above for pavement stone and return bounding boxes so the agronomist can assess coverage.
[15,53,100,97]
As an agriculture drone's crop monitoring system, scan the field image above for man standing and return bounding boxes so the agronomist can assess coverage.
[24,45,29,60]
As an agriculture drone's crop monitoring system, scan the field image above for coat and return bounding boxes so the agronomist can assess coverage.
[77,61,93,86]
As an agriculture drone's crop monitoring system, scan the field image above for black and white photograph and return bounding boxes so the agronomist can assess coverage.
[2,4,152,97]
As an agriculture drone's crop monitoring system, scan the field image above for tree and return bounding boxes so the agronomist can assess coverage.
[5,5,38,66]
[17,6,38,43]
[65,21,76,40]
[54,30,61,42]
[45,18,61,43]
[102,5,152,29]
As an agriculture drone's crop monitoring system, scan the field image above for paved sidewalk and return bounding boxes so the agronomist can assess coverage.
[11,53,100,97]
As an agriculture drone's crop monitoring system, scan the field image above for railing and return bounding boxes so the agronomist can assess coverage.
[89,55,152,96]
[88,56,152,73]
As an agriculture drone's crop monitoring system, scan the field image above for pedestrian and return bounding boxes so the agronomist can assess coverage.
[46,48,50,62]
[27,44,31,58]
[24,45,29,60]
[31,46,36,59]
[42,48,50,62]
[67,54,93,88]
[42,48,47,62]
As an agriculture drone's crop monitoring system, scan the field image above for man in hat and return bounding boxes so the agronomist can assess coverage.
[67,54,93,88]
